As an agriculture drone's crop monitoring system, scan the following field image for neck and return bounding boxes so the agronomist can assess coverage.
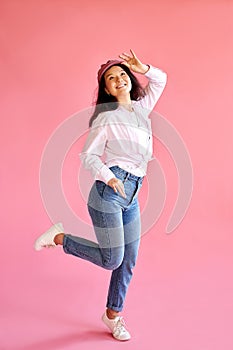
[117,94,131,106]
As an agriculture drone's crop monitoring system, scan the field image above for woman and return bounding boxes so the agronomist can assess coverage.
[34,50,167,341]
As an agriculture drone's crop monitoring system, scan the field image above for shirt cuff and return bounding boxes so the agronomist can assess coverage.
[95,165,116,184]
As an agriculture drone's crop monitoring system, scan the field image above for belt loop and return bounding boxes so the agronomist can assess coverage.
[123,172,130,183]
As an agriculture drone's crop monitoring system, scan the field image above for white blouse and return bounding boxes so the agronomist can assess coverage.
[80,65,167,184]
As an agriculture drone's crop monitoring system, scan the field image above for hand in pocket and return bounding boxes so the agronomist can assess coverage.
[107,178,126,198]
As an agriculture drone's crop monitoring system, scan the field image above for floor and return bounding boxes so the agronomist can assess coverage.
[1,218,233,350]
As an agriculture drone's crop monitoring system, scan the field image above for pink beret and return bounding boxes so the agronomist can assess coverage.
[97,59,123,83]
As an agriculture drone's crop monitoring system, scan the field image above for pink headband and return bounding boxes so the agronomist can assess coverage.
[97,59,123,83]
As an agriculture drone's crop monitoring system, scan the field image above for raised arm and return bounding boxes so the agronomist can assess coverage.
[119,49,167,112]
[139,65,167,112]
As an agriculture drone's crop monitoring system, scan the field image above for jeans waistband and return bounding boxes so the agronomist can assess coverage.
[109,166,144,183]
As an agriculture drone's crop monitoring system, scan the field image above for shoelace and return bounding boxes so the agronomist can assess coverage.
[113,317,128,336]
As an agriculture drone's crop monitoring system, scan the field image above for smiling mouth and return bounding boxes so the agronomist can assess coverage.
[116,84,127,89]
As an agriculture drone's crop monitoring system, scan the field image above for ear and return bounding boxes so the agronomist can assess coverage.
[105,87,110,95]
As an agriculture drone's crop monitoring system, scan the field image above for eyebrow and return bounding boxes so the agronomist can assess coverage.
[105,69,125,78]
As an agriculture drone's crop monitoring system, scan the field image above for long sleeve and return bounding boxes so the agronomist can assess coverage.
[137,65,167,112]
[79,121,116,184]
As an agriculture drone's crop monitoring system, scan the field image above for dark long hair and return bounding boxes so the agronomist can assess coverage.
[89,64,146,127]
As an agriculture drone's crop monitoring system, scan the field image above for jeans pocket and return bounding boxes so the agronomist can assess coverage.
[87,181,105,206]
[95,180,106,197]
[102,184,118,201]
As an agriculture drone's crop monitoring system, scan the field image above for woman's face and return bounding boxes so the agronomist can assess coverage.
[104,66,132,100]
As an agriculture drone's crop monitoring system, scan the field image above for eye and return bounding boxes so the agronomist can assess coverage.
[121,72,126,76]
[109,76,114,80]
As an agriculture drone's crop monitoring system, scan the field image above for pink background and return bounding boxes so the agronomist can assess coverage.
[1,0,233,349]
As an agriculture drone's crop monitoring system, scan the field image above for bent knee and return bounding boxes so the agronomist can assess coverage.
[102,256,123,270]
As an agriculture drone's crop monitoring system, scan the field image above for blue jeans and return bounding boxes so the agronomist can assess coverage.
[63,166,144,312]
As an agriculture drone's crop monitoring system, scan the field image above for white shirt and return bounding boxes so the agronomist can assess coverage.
[80,66,167,184]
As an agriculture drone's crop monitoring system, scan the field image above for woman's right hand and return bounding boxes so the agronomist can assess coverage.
[119,49,149,75]
[107,178,126,198]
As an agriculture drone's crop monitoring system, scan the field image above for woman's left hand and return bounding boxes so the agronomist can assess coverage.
[119,49,149,74]
[107,178,126,198]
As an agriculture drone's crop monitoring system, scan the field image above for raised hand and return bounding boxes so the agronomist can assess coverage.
[119,49,149,74]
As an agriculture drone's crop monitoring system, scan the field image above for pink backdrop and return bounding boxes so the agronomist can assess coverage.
[1,0,233,349]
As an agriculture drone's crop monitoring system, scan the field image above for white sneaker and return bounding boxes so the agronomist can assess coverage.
[34,222,64,251]
[102,311,131,341]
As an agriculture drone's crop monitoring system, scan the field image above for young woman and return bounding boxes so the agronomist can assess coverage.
[34,50,167,341]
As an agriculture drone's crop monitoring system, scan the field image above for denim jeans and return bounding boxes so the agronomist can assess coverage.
[63,166,144,312]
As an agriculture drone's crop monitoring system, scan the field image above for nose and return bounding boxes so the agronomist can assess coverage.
[116,75,124,82]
